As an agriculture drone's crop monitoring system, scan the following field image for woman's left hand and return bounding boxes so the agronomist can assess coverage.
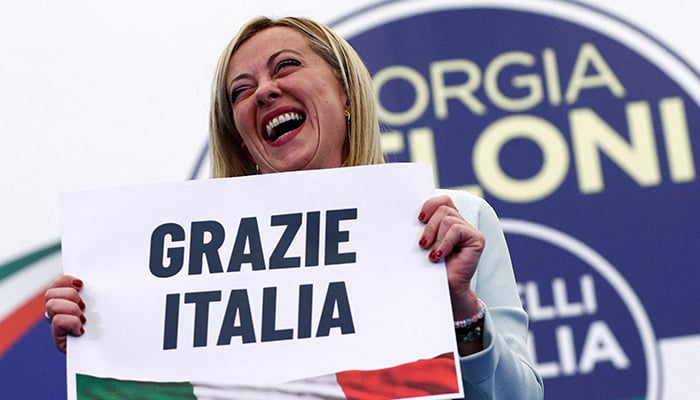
[418,195,484,321]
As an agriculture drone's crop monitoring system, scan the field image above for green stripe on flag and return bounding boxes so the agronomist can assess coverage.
[77,374,196,399]
[0,242,61,283]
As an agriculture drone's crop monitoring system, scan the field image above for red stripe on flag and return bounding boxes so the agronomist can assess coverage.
[336,352,460,400]
[0,291,46,358]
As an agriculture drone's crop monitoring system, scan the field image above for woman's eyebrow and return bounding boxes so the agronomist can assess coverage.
[228,49,304,88]
[266,49,303,67]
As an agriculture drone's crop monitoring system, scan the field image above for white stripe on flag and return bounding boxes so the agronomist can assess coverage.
[192,374,346,400]
[0,251,62,321]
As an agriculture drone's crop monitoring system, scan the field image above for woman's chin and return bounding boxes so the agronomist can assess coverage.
[260,156,315,173]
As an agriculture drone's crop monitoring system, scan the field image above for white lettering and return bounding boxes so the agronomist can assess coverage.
[571,101,661,194]
[660,97,696,182]
[521,280,557,321]
[553,275,597,317]
[484,51,543,111]
[542,47,563,106]
[374,42,623,121]
[373,65,430,126]
[578,321,631,373]
[473,115,570,203]
[519,275,597,321]
[528,321,631,378]
[565,42,626,103]
[556,325,578,376]
[431,59,485,118]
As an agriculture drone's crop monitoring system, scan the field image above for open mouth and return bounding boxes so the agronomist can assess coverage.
[264,111,306,142]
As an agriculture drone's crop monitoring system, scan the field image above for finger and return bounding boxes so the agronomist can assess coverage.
[430,218,484,263]
[419,204,461,249]
[51,314,85,352]
[418,195,455,223]
[428,214,464,261]
[45,275,83,310]
[45,285,86,324]
[46,297,86,322]
[47,275,83,291]
[45,286,84,305]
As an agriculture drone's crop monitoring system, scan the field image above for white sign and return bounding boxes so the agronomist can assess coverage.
[61,163,463,399]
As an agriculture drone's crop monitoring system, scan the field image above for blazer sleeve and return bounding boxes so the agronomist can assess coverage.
[438,189,544,400]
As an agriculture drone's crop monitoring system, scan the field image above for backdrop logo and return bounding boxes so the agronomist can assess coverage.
[333,0,698,201]
[502,219,659,399]
[330,1,700,399]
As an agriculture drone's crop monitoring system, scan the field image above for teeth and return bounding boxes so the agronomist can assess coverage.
[265,112,303,137]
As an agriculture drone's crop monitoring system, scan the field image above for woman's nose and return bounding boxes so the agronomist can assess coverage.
[255,79,281,106]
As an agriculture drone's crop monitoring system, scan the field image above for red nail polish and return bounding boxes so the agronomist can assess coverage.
[80,314,86,324]
[73,279,83,288]
[418,212,425,221]
[419,237,427,247]
[435,250,444,258]
[80,327,85,335]
[78,300,85,310]
[429,250,436,259]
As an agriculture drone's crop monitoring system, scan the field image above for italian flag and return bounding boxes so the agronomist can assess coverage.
[0,243,62,358]
[76,352,460,399]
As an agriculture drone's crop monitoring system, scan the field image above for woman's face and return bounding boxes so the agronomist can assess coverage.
[226,26,349,173]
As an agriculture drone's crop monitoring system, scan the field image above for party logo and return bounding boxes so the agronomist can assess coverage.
[331,1,700,398]
[502,219,659,399]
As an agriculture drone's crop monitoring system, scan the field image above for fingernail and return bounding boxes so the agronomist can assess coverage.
[419,237,427,247]
[418,212,425,222]
[429,249,436,259]
[72,279,83,288]
[80,314,86,324]
[80,327,85,335]
[435,250,444,258]
[78,300,85,310]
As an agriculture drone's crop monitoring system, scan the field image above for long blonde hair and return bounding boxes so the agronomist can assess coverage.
[209,16,385,178]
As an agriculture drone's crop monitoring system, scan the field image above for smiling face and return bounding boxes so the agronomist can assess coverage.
[226,26,349,173]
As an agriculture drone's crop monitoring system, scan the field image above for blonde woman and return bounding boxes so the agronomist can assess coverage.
[46,16,543,399]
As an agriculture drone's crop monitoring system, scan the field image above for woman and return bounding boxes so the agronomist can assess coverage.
[46,16,543,399]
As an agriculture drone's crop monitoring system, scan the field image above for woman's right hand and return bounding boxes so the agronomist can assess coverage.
[44,275,86,353]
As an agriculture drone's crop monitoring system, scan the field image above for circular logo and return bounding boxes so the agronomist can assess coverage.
[190,2,700,397]
[502,219,659,399]
[326,2,700,397]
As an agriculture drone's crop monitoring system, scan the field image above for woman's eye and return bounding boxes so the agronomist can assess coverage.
[275,58,301,73]
[229,86,248,103]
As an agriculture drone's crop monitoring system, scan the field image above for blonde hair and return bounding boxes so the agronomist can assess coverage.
[209,16,385,178]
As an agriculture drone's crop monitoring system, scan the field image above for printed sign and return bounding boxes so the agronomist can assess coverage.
[60,163,463,400]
